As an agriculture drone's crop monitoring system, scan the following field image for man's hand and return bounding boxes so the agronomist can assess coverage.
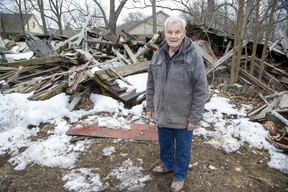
[187,122,198,131]
[147,111,154,119]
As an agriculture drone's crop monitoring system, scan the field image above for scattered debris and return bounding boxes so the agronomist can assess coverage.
[1,22,287,149]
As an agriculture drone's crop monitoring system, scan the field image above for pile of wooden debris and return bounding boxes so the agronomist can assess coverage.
[0,26,162,109]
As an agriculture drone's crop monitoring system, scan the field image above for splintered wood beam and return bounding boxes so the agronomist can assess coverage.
[194,41,217,66]
[206,40,249,75]
[109,68,132,85]
[135,34,160,59]
[95,61,149,81]
[239,68,275,93]
[112,47,132,65]
[76,49,101,66]
[123,44,138,64]
[28,81,68,101]
[1,56,62,67]
[26,32,58,57]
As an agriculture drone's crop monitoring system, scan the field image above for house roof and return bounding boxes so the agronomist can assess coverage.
[116,20,138,35]
[1,14,34,33]
[116,10,169,35]
[48,28,81,38]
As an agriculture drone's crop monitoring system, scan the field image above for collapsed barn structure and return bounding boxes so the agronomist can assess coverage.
[0,22,287,150]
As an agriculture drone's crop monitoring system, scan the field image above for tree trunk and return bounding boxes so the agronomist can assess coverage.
[207,0,215,27]
[15,0,25,33]
[38,0,47,34]
[230,0,245,85]
[108,0,116,34]
[258,0,277,80]
[108,0,128,35]
[249,0,260,75]
[152,0,157,34]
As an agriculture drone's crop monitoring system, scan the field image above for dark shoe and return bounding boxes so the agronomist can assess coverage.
[152,165,173,174]
[170,179,185,192]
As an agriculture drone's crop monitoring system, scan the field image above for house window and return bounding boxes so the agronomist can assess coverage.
[33,22,35,28]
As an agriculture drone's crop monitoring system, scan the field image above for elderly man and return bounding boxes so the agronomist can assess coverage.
[146,15,208,192]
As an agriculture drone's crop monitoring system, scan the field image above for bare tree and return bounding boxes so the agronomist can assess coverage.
[230,0,245,85]
[28,0,67,35]
[92,0,128,35]
[249,0,260,75]
[64,0,104,29]
[0,0,33,34]
[122,12,146,22]
[258,0,277,80]
[207,0,215,27]
[28,0,48,34]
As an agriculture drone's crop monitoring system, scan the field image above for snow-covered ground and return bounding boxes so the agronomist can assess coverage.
[0,73,287,191]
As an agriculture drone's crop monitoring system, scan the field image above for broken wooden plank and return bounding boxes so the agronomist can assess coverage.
[1,56,62,67]
[239,68,275,93]
[135,34,160,59]
[194,41,217,65]
[123,44,138,64]
[109,68,132,86]
[206,40,248,75]
[112,47,132,65]
[251,98,280,121]
[28,80,68,100]
[95,61,149,82]
[26,32,58,57]
[205,46,233,74]
[76,49,101,66]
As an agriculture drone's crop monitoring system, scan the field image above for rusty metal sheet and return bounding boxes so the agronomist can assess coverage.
[66,123,158,141]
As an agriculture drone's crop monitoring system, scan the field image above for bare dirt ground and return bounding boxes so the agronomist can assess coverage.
[0,75,288,192]
[0,135,288,192]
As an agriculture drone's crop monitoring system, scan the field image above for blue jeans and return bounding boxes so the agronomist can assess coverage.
[158,127,193,181]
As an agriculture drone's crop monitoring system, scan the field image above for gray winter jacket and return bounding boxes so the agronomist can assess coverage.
[146,36,208,128]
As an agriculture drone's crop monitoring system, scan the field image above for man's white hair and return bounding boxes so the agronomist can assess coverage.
[164,15,187,30]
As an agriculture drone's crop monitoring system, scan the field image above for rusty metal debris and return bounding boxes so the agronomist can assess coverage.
[67,123,158,141]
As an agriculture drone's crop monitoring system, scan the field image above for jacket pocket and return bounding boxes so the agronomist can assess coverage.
[165,101,191,124]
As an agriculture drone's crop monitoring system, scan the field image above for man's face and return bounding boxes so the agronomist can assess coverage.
[165,21,186,50]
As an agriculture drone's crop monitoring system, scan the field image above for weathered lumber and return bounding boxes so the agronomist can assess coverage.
[86,39,122,46]
[1,56,62,67]
[248,104,267,117]
[205,40,248,75]
[28,80,68,100]
[26,32,57,57]
[123,44,138,64]
[109,68,132,85]
[277,29,288,58]
[17,66,61,81]
[76,49,101,66]
[113,47,132,65]
[67,65,92,94]
[239,68,275,93]
[194,41,217,65]
[135,34,160,59]
[251,98,280,121]
[15,64,89,86]
[55,34,79,53]
[95,61,149,81]
[265,91,288,100]
[75,14,92,46]
[121,29,137,40]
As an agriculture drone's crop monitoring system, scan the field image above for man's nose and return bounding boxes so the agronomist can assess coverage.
[171,32,177,37]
